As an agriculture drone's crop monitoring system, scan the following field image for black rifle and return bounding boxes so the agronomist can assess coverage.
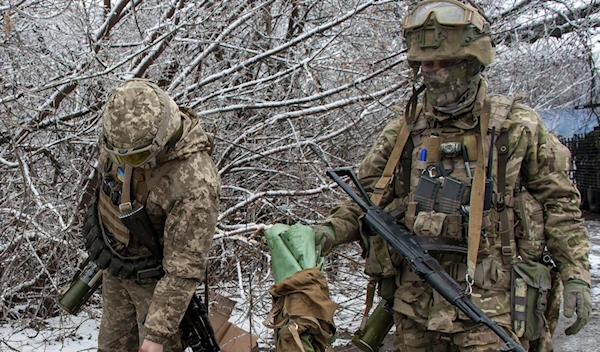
[120,206,220,352]
[180,293,221,352]
[326,168,525,352]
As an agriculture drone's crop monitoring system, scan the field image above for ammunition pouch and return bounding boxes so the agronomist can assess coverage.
[511,260,551,341]
[83,203,163,281]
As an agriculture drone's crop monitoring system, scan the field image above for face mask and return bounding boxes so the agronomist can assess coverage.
[422,60,481,116]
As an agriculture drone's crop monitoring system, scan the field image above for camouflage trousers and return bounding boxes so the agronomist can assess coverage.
[98,272,184,352]
[392,312,522,352]
[392,310,563,352]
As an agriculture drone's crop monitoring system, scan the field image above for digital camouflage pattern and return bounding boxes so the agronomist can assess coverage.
[102,79,180,150]
[97,83,220,347]
[322,79,590,350]
[98,273,184,352]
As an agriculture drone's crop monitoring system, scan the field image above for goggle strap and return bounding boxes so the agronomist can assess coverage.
[166,123,184,150]
[153,89,173,147]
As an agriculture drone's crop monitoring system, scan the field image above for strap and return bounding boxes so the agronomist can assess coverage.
[496,129,512,264]
[371,85,425,206]
[359,278,377,332]
[371,119,410,206]
[466,98,491,287]
[401,137,415,196]
[119,163,133,213]
[490,94,516,265]
[288,321,308,352]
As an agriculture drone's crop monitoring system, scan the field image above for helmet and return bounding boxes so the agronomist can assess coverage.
[102,79,181,166]
[403,0,494,67]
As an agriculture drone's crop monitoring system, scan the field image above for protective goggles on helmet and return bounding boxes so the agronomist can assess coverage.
[404,0,478,30]
[103,139,159,167]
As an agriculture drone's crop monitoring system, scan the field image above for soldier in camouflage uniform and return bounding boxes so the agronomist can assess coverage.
[85,79,220,352]
[313,1,591,351]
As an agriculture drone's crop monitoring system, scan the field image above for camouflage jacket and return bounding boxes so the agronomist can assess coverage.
[97,107,221,344]
[324,83,590,331]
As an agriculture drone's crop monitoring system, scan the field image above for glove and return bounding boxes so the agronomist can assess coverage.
[563,279,592,335]
[312,224,336,255]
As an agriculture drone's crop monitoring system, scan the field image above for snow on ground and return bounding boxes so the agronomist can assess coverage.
[0,312,99,352]
[1,224,598,351]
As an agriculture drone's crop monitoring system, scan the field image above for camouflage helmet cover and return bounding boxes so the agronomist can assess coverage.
[403,0,494,67]
[102,78,180,152]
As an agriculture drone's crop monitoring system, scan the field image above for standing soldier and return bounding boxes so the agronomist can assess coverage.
[313,1,591,350]
[82,79,220,352]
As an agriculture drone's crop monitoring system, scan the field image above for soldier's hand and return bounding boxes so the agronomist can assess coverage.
[139,339,163,352]
[313,224,336,255]
[563,279,592,335]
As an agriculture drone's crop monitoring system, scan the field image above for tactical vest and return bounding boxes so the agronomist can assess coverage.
[361,95,546,282]
[82,160,177,280]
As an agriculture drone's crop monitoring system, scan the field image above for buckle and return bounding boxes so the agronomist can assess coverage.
[136,265,164,280]
[119,202,132,213]
[501,246,512,256]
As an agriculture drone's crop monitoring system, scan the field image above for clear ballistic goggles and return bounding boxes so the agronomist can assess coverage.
[104,138,159,167]
[403,0,477,30]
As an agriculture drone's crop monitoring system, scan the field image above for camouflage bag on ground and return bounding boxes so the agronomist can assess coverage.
[264,268,337,352]
[511,260,552,341]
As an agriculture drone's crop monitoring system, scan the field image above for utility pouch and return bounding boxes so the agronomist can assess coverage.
[511,260,551,340]
[413,211,446,237]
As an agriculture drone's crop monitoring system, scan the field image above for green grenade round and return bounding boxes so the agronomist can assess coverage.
[58,259,103,315]
[352,299,394,352]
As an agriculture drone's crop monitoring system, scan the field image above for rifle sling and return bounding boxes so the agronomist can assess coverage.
[467,98,491,281]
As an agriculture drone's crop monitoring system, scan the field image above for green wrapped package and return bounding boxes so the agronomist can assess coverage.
[265,224,302,283]
[265,223,322,282]
[280,223,317,270]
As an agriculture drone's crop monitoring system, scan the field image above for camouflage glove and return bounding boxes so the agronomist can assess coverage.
[312,224,336,255]
[563,279,592,335]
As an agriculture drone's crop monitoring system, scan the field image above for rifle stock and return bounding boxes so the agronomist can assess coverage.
[180,293,221,352]
[326,167,525,352]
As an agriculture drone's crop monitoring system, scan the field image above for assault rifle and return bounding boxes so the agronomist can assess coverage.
[326,168,525,352]
[120,206,220,352]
